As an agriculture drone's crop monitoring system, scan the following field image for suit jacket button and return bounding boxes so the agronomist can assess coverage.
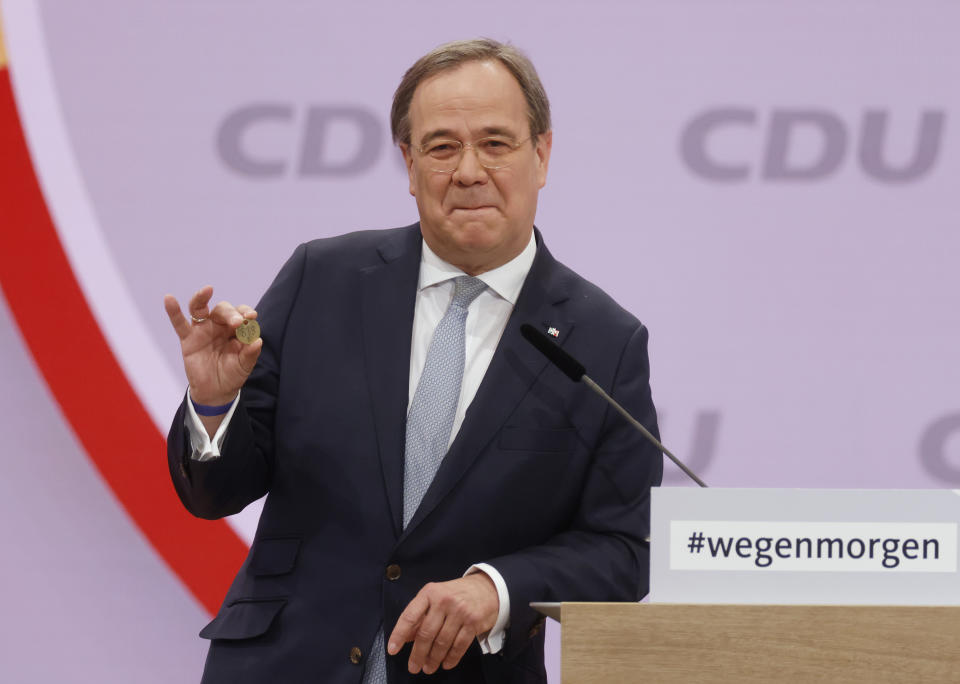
[349,646,363,665]
[385,564,402,581]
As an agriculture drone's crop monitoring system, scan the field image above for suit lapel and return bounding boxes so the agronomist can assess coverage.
[401,232,575,540]
[361,225,422,538]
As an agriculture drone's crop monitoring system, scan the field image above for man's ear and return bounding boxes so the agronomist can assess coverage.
[400,143,416,197]
[534,130,553,189]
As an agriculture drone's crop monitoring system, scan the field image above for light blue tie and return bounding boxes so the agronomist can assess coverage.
[363,275,487,684]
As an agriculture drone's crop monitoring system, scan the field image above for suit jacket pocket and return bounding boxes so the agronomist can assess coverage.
[499,426,579,453]
[249,536,301,576]
[199,597,287,641]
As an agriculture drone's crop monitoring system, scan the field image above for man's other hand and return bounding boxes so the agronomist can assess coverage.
[387,574,499,675]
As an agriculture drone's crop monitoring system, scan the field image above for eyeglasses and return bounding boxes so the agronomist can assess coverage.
[413,135,533,173]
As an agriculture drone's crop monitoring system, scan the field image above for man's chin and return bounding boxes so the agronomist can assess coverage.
[447,210,500,234]
[443,214,499,237]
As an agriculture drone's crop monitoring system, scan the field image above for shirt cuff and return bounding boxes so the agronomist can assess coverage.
[185,389,240,461]
[464,563,510,654]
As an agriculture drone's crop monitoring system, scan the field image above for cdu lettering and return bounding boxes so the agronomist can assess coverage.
[298,106,382,176]
[681,108,945,183]
[763,110,846,180]
[217,103,293,177]
[860,110,944,183]
[217,104,383,178]
[680,108,756,181]
[919,413,960,484]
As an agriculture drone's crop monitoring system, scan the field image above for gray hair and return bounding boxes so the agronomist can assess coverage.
[390,38,552,146]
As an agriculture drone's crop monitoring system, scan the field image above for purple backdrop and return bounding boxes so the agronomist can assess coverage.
[3,0,959,680]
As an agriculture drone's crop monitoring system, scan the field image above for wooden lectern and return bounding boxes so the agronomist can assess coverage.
[537,602,960,683]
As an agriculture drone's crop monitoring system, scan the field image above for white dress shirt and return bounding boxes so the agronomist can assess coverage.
[185,230,537,654]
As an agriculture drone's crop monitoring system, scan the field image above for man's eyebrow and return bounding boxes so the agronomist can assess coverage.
[419,129,456,146]
[418,126,520,146]
[478,126,518,138]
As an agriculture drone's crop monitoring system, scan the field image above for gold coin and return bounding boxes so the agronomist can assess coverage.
[235,319,261,345]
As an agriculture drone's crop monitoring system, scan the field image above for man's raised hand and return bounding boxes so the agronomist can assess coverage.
[164,286,262,409]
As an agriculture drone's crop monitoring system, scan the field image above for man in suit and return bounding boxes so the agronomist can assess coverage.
[164,39,662,683]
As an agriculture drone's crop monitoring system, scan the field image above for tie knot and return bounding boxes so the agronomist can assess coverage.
[451,276,487,309]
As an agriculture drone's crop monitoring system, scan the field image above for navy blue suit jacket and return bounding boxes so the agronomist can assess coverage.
[168,224,662,683]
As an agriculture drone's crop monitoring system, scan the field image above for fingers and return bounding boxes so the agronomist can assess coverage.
[166,285,261,370]
[236,304,258,320]
[166,287,259,337]
[422,617,464,675]
[389,577,499,675]
[210,299,243,327]
[441,627,474,671]
[163,294,191,340]
[407,599,450,674]
[210,300,259,328]
[388,592,429,657]
[187,285,214,321]
[167,286,261,405]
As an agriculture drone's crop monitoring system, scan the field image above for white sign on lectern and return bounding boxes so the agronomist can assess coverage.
[650,488,960,605]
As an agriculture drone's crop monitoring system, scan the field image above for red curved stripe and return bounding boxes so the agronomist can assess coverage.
[0,67,246,615]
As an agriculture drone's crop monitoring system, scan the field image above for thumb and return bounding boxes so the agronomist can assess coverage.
[239,337,263,375]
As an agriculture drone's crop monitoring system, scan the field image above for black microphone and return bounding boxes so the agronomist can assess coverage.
[520,323,585,381]
[520,323,707,488]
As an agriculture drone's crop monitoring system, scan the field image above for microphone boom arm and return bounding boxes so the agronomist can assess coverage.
[581,375,708,488]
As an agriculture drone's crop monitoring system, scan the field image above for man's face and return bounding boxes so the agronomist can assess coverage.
[401,60,552,275]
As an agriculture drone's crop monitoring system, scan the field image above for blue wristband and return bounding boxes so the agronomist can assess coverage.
[191,397,236,417]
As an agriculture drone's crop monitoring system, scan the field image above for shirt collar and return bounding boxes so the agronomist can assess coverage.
[418,231,537,305]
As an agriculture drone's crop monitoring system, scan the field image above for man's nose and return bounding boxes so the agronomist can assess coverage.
[451,144,489,185]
